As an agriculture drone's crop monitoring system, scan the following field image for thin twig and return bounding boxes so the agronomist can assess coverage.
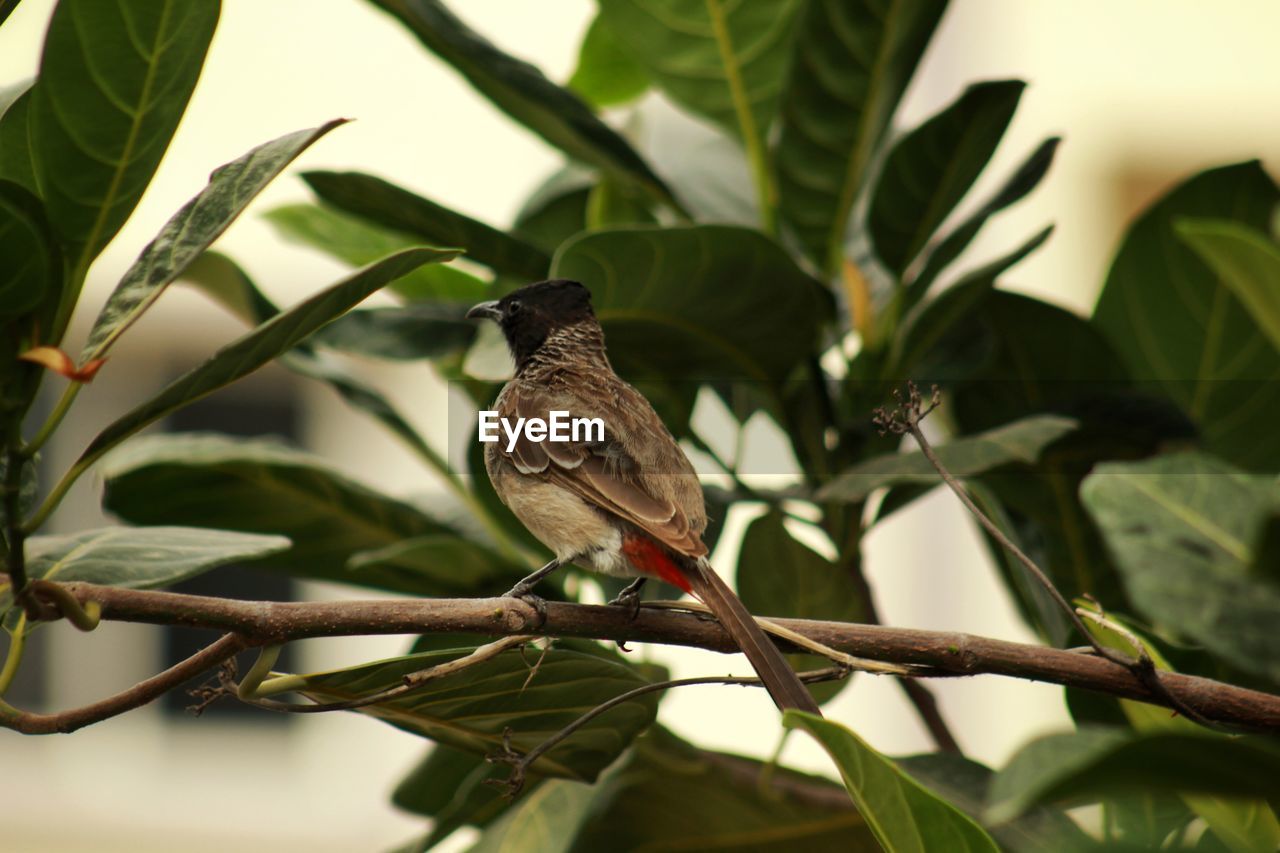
[873,382,1217,729]
[222,635,536,714]
[0,633,245,734]
[487,667,851,798]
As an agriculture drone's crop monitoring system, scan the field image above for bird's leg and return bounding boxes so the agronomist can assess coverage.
[502,559,562,626]
[607,577,647,620]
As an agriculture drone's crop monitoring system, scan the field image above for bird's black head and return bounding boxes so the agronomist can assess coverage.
[466,279,597,368]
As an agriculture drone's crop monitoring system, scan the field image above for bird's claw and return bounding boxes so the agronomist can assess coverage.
[503,582,548,627]
[607,586,644,621]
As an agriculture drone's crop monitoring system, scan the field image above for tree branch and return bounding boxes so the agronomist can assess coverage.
[0,582,1272,735]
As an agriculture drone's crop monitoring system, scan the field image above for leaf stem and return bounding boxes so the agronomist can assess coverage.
[23,455,91,535]
[0,612,28,696]
[22,381,82,459]
[705,0,777,235]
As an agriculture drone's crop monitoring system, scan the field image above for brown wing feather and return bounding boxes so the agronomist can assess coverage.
[496,382,708,558]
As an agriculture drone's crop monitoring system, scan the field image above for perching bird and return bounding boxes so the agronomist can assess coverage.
[467,279,820,715]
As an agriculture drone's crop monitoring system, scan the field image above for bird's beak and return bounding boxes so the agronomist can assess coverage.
[466,300,501,321]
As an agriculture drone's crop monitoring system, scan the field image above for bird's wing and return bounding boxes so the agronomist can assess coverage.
[498,385,707,558]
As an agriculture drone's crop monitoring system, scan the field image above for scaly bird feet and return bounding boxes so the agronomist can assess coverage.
[607,577,647,621]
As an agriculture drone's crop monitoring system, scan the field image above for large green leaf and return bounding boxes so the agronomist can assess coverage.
[1,525,288,619]
[470,780,598,853]
[293,643,659,781]
[368,0,673,204]
[907,136,1060,301]
[101,433,509,596]
[1077,602,1280,853]
[75,247,455,471]
[569,726,875,852]
[987,728,1280,825]
[567,15,649,109]
[737,510,864,704]
[551,225,827,385]
[868,80,1025,277]
[786,711,1000,853]
[80,121,345,363]
[886,224,1053,377]
[511,165,593,254]
[1093,161,1280,470]
[310,304,475,361]
[775,0,947,270]
[596,0,801,142]
[179,251,464,469]
[1080,452,1280,683]
[1176,219,1280,354]
[31,0,219,287]
[0,88,36,193]
[303,171,549,281]
[895,753,1091,852]
[821,414,1077,503]
[0,179,56,317]
[393,745,547,848]
[264,202,486,303]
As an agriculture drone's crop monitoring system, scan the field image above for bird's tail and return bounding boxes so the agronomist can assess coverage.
[683,559,822,716]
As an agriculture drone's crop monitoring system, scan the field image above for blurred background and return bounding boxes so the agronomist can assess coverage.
[2,1,1279,850]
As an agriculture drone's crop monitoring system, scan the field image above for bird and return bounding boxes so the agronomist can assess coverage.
[466,279,821,715]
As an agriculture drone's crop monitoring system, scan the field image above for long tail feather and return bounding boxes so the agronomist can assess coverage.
[683,559,821,715]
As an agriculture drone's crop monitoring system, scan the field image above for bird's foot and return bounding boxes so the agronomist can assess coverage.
[606,578,647,621]
[503,581,548,628]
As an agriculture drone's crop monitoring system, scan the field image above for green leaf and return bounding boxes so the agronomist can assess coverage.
[596,0,802,142]
[74,247,456,472]
[470,780,598,853]
[869,80,1025,278]
[311,304,476,361]
[775,0,947,269]
[348,535,524,594]
[294,643,659,781]
[907,136,1060,301]
[179,251,458,469]
[1176,219,1280,353]
[31,0,219,283]
[887,225,1054,377]
[1080,451,1280,683]
[786,711,1001,853]
[820,414,1077,503]
[101,433,491,596]
[895,752,1092,852]
[0,88,36,193]
[80,121,346,363]
[263,202,486,303]
[303,171,549,281]
[0,179,57,317]
[393,745,545,848]
[569,726,875,852]
[1093,161,1280,470]
[737,510,864,703]
[511,165,593,254]
[567,16,649,108]
[551,225,827,386]
[1077,602,1280,853]
[1,525,288,618]
[987,728,1280,825]
[369,0,673,204]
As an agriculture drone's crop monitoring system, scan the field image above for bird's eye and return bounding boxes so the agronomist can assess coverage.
[506,299,523,316]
